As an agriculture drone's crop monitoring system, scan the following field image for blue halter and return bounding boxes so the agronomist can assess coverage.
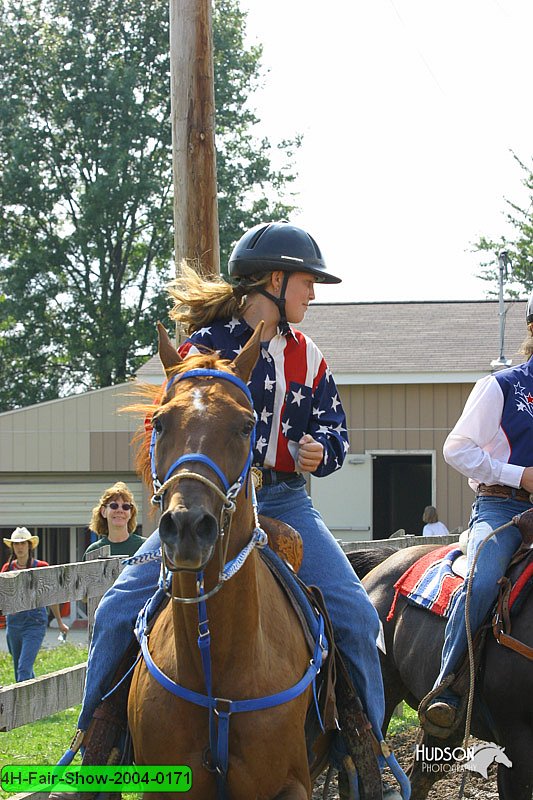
[149,368,256,506]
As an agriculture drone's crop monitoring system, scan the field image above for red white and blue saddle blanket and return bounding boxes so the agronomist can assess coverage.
[387,544,464,620]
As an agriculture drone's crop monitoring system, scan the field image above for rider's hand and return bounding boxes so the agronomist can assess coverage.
[520,466,533,493]
[297,434,324,473]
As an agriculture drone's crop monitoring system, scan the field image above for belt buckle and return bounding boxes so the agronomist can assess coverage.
[251,467,263,491]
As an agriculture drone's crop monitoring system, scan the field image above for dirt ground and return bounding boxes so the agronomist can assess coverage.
[311,728,500,799]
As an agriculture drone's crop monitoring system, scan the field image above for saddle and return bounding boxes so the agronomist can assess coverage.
[258,515,303,573]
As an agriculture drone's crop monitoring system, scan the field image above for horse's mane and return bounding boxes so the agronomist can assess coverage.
[123,351,234,489]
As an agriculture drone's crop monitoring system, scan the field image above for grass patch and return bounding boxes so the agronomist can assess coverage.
[0,644,89,797]
[0,643,88,686]
[388,702,418,735]
[0,644,140,799]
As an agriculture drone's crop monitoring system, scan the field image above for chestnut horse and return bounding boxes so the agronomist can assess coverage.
[126,323,378,800]
[348,544,533,800]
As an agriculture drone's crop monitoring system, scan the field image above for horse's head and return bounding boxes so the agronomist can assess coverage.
[150,321,262,574]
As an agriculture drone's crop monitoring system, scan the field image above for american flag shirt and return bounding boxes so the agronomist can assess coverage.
[178,317,349,477]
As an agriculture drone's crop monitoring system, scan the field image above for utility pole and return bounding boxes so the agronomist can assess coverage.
[490,250,512,370]
[169,0,220,277]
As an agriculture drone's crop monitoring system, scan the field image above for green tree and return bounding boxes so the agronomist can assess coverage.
[475,153,533,297]
[0,0,299,411]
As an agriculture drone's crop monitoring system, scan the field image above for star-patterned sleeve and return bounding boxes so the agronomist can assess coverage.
[308,366,349,477]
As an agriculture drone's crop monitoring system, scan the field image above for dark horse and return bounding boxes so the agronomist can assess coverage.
[348,544,533,800]
[126,323,380,799]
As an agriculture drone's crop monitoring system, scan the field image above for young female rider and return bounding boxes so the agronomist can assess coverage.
[56,222,402,799]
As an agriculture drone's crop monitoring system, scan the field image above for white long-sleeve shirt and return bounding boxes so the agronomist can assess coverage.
[443,374,526,493]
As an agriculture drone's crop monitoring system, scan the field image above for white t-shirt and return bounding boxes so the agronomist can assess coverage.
[422,521,449,537]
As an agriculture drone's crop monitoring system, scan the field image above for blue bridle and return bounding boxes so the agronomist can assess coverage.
[149,368,256,507]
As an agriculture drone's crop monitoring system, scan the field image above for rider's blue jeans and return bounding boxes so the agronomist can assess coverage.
[257,478,385,738]
[434,495,527,688]
[6,608,47,682]
[79,477,385,741]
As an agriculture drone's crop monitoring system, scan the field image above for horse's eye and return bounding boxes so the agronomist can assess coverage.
[153,417,163,435]
[242,420,255,438]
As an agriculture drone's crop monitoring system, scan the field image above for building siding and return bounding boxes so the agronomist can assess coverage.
[0,384,138,473]
[342,382,474,531]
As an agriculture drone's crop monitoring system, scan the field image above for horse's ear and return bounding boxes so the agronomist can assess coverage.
[232,321,264,383]
[157,322,183,376]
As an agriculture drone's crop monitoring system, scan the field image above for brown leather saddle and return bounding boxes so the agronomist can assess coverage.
[258,514,303,572]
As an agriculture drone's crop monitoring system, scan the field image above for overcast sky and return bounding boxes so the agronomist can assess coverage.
[238,0,533,304]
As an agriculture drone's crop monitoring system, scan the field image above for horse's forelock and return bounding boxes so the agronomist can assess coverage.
[127,353,237,494]
[166,351,233,378]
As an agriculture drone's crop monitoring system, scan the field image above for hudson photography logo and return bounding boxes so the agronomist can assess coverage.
[415,742,512,777]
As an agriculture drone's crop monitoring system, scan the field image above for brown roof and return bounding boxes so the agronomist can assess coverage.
[137,300,528,379]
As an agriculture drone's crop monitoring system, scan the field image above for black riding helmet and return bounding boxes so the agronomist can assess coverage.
[228,221,342,284]
[228,221,341,334]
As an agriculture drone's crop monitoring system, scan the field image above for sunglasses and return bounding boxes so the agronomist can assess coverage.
[106,502,133,511]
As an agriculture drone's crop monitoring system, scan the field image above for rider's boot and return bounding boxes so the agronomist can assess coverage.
[425,687,460,728]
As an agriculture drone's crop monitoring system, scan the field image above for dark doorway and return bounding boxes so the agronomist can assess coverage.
[372,454,432,540]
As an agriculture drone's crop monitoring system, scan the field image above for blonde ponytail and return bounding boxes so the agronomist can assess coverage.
[167,261,271,335]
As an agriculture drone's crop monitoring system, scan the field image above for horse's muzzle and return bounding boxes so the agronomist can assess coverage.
[159,505,219,570]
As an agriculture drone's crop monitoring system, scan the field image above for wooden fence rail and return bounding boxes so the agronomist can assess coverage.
[341,532,461,553]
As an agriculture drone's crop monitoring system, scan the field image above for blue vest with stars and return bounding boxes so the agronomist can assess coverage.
[494,356,533,468]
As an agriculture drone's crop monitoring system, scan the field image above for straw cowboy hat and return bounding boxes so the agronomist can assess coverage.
[3,526,39,549]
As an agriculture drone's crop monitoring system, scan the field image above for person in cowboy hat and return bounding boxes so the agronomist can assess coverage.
[2,527,69,682]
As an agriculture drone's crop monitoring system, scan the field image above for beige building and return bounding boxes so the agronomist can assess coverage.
[0,299,528,566]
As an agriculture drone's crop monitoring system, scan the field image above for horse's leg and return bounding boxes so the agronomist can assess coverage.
[407,731,464,800]
[380,662,407,734]
[496,723,533,800]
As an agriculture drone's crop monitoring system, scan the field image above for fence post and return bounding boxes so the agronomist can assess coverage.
[85,545,111,645]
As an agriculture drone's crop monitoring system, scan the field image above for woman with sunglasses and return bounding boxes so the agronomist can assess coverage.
[84,482,145,559]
